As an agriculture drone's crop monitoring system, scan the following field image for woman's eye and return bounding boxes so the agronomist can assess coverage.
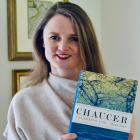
[70,36,78,42]
[50,36,60,41]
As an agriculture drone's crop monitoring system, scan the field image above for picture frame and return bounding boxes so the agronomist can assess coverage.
[7,0,68,61]
[12,69,32,96]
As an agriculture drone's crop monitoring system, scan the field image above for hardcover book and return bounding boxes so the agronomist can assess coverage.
[69,70,138,140]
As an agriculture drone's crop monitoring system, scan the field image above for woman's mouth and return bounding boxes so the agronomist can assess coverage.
[56,54,71,60]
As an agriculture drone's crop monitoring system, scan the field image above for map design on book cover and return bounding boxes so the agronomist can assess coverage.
[69,70,138,140]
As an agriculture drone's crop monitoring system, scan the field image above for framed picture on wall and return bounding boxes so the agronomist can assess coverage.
[12,69,32,96]
[7,0,68,61]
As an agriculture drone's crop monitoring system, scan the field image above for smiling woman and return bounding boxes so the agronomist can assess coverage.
[3,1,137,140]
[4,2,105,139]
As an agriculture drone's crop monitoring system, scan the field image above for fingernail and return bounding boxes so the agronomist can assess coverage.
[72,133,77,139]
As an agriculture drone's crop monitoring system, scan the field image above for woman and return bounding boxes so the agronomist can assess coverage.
[4,2,136,140]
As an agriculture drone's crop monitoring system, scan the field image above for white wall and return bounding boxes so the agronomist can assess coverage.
[101,0,140,138]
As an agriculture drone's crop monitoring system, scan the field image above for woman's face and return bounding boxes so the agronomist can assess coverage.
[43,14,83,79]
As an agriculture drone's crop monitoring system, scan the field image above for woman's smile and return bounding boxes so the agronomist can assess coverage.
[56,53,71,60]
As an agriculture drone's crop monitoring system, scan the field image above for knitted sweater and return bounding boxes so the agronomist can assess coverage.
[4,74,77,140]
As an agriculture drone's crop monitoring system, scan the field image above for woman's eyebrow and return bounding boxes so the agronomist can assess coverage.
[49,32,77,36]
[49,32,59,35]
[68,34,78,38]
[71,34,77,36]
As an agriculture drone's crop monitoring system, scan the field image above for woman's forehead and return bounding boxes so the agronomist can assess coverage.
[43,14,77,35]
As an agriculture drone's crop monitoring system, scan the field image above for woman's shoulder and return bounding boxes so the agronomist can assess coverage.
[11,80,49,106]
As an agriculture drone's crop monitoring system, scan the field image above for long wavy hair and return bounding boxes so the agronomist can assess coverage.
[29,2,106,85]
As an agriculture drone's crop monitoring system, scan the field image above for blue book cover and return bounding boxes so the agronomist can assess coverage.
[68,70,138,140]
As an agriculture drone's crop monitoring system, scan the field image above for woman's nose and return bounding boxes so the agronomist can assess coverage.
[58,40,69,51]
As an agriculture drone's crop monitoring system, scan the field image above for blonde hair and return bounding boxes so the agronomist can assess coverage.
[29,2,106,86]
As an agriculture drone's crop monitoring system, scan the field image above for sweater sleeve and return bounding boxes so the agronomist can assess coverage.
[3,99,27,140]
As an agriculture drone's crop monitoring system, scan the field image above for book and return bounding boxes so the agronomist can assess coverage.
[68,70,138,140]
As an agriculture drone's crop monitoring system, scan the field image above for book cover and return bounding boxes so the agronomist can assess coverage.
[68,70,138,140]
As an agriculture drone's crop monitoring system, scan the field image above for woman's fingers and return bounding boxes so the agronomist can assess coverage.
[59,133,77,140]
[128,133,133,140]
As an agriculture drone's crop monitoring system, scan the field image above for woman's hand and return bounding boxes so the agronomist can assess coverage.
[59,133,77,140]
[59,133,134,140]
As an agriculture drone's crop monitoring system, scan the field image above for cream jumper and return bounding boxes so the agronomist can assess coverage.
[4,74,77,140]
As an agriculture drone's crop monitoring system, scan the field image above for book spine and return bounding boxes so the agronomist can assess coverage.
[68,71,83,132]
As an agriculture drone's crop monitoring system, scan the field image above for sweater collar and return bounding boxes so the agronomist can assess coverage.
[48,73,77,94]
